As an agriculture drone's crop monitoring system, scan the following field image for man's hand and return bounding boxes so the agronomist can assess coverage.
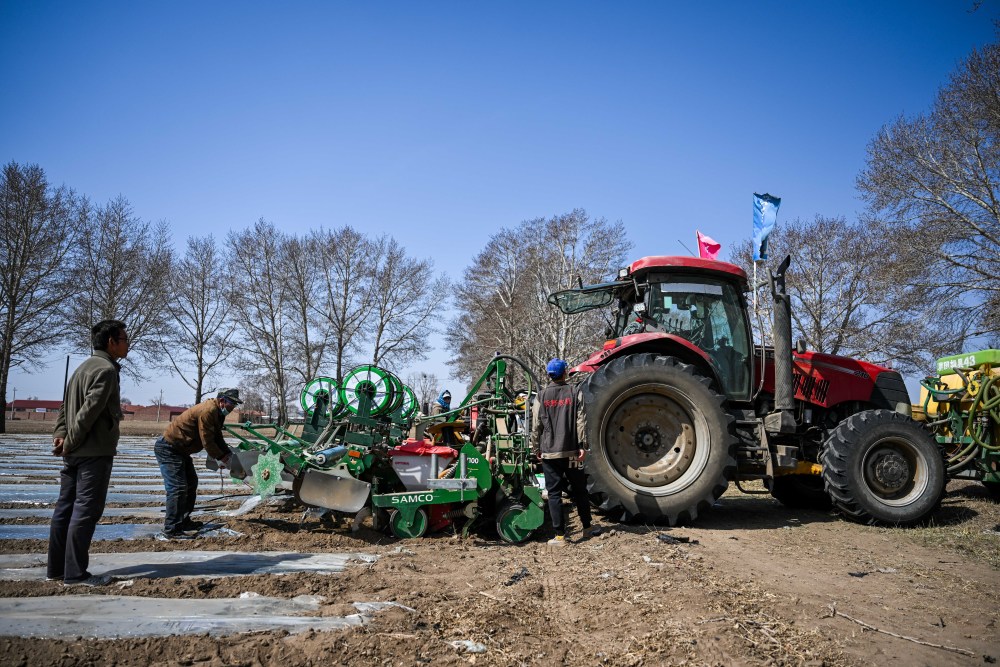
[51,437,64,456]
[218,453,232,469]
[576,449,587,463]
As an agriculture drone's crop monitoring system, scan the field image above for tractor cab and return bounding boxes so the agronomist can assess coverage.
[549,256,753,400]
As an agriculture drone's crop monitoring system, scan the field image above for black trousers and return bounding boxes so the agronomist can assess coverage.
[47,455,114,582]
[542,458,592,536]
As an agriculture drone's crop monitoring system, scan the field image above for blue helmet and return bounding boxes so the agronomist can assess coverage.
[546,358,568,379]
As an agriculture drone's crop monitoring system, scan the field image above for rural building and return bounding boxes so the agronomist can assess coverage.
[7,400,259,424]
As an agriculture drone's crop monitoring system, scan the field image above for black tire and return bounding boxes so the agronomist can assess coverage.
[581,353,736,525]
[821,410,946,526]
[767,474,833,511]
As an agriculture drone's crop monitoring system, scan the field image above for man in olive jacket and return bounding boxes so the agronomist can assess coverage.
[48,319,128,586]
[153,389,242,538]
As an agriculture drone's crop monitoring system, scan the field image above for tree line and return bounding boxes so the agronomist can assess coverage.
[0,174,448,431]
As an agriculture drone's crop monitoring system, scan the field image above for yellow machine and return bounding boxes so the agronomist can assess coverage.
[914,349,1000,499]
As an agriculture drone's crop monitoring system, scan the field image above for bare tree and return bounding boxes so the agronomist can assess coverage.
[312,227,371,380]
[406,371,440,415]
[226,219,293,423]
[857,38,999,340]
[0,162,85,432]
[66,195,172,380]
[446,209,630,383]
[447,227,533,381]
[529,210,631,365]
[730,216,967,373]
[161,235,236,403]
[237,386,267,422]
[366,235,449,369]
[281,234,328,386]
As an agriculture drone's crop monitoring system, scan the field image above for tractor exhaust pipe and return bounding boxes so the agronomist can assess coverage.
[765,255,796,434]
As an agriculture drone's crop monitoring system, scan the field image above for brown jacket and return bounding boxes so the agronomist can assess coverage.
[161,399,231,459]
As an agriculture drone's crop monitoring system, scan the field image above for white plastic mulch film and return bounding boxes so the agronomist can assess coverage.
[0,594,414,638]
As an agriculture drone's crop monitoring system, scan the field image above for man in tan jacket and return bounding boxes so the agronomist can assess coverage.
[153,388,242,539]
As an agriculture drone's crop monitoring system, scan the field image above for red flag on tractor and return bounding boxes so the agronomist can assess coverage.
[696,230,720,260]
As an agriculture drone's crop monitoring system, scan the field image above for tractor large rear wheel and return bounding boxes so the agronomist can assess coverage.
[821,410,945,526]
[581,354,736,525]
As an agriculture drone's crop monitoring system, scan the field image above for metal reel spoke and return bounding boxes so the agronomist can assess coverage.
[340,364,394,415]
[300,376,341,418]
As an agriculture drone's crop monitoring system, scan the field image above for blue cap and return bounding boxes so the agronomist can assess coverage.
[546,358,568,378]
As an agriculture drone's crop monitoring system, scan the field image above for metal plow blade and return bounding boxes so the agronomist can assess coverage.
[297,468,372,513]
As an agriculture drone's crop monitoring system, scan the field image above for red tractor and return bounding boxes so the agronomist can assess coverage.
[548,255,945,526]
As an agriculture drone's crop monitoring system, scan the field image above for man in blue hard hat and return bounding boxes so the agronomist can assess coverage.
[531,358,598,545]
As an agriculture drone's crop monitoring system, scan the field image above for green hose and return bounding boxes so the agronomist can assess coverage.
[926,369,1000,473]
[965,374,1000,451]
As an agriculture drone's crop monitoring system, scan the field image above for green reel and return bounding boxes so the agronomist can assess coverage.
[385,371,405,414]
[300,376,345,419]
[340,364,395,416]
[399,385,418,419]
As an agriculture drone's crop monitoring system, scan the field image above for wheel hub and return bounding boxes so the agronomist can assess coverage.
[872,452,910,492]
[605,392,696,488]
[634,425,662,453]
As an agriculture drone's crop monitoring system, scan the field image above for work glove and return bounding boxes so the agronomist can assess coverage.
[220,452,247,480]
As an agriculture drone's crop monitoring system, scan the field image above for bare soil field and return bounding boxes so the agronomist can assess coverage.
[1,426,997,666]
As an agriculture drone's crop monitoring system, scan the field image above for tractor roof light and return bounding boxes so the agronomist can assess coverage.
[618,267,629,279]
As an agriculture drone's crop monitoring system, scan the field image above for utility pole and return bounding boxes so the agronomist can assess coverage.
[63,355,70,402]
[156,388,163,422]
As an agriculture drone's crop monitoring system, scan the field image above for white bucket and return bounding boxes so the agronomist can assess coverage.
[391,453,457,491]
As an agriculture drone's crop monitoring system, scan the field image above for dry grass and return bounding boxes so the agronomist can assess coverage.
[901,480,1000,569]
[726,477,1000,569]
[4,419,165,437]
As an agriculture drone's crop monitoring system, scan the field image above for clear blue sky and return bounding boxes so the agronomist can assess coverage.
[2,1,997,406]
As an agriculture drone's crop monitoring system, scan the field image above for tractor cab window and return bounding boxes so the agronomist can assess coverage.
[648,279,751,399]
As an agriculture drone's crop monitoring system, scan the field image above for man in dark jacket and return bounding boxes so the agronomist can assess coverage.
[531,358,597,546]
[48,319,128,586]
[153,388,242,539]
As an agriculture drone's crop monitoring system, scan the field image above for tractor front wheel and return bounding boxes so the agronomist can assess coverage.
[821,410,945,526]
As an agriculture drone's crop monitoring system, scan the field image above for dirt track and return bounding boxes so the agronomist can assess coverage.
[1,427,997,666]
[2,474,998,666]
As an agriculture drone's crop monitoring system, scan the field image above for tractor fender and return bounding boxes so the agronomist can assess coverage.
[573,333,723,389]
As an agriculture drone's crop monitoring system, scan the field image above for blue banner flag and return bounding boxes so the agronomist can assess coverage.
[752,193,781,261]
